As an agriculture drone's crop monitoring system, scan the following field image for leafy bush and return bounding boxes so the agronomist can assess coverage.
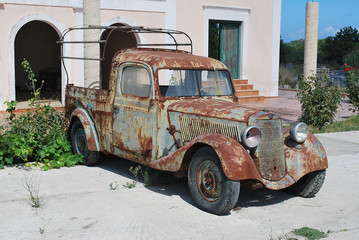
[0,101,82,170]
[297,74,343,128]
[344,64,359,113]
[0,59,82,170]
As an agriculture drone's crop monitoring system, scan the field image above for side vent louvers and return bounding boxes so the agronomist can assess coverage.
[179,116,241,143]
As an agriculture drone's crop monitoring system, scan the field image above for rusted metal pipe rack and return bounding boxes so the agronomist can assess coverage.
[58,25,193,84]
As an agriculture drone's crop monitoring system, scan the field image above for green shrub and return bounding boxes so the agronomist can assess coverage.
[297,74,343,128]
[0,59,82,170]
[344,64,359,113]
[0,102,82,170]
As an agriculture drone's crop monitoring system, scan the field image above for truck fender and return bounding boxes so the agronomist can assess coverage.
[150,134,261,181]
[195,134,262,181]
[284,129,328,182]
[70,107,100,152]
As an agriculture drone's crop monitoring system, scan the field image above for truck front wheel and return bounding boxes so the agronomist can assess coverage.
[285,170,326,198]
[70,120,100,166]
[188,147,240,215]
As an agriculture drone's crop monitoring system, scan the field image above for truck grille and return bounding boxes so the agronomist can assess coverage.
[179,116,285,181]
[179,116,241,143]
[255,119,285,180]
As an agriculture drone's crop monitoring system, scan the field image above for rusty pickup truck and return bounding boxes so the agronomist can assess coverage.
[63,26,327,215]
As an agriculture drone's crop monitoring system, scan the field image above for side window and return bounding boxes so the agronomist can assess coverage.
[120,66,151,97]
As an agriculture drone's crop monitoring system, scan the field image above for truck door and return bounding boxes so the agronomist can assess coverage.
[112,63,157,163]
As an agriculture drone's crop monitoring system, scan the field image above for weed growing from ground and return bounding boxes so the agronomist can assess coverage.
[22,174,44,208]
[122,181,137,189]
[109,181,119,190]
[140,166,161,186]
[129,165,141,180]
[122,166,141,188]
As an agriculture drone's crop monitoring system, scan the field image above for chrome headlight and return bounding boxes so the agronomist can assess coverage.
[241,126,262,148]
[290,122,309,143]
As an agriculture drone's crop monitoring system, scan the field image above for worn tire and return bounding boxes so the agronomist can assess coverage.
[286,170,326,198]
[70,120,100,166]
[188,147,240,215]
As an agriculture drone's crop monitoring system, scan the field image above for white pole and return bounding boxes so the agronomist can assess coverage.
[83,0,101,88]
[303,2,319,81]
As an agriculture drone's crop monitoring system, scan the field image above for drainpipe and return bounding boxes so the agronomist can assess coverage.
[83,0,101,88]
[303,1,319,81]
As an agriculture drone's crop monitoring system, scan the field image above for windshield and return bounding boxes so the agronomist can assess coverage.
[158,69,234,97]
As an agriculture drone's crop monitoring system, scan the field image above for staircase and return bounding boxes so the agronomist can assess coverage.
[232,79,264,103]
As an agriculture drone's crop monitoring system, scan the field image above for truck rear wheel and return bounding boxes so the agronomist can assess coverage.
[188,147,240,215]
[285,170,326,198]
[70,120,100,166]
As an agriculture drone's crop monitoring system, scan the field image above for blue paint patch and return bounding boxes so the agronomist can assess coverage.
[88,101,95,111]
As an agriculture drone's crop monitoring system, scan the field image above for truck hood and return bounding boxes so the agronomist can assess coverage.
[167,98,273,123]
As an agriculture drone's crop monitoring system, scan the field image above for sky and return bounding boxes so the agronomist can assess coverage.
[281,0,359,43]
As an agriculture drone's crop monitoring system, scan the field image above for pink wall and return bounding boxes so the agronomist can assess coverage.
[0,0,280,110]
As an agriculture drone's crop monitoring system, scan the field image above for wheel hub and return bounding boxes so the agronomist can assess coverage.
[78,135,86,152]
[203,171,216,190]
[75,129,88,156]
[197,160,223,202]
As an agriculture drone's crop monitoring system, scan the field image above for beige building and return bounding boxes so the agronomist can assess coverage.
[0,0,281,111]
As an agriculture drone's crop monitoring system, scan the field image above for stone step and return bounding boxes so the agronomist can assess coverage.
[232,79,248,85]
[235,89,260,97]
[234,84,253,91]
[232,79,264,102]
[236,95,265,103]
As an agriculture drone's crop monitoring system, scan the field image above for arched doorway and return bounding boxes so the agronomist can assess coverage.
[100,23,136,90]
[15,20,61,101]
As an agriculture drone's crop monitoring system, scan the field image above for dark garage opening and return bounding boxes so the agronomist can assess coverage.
[15,20,61,101]
[100,23,136,90]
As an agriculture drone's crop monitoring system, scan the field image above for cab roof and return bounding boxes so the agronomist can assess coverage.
[112,48,228,71]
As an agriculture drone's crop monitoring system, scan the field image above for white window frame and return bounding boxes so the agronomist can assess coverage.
[203,5,249,80]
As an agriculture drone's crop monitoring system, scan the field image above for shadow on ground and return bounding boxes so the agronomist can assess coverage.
[97,154,296,213]
[236,185,294,208]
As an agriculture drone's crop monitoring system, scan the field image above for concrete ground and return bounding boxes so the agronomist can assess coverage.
[0,131,359,239]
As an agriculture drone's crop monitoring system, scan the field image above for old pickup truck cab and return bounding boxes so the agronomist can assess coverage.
[63,26,327,215]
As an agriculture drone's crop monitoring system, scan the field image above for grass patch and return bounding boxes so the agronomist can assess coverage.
[292,227,327,240]
[309,114,359,133]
